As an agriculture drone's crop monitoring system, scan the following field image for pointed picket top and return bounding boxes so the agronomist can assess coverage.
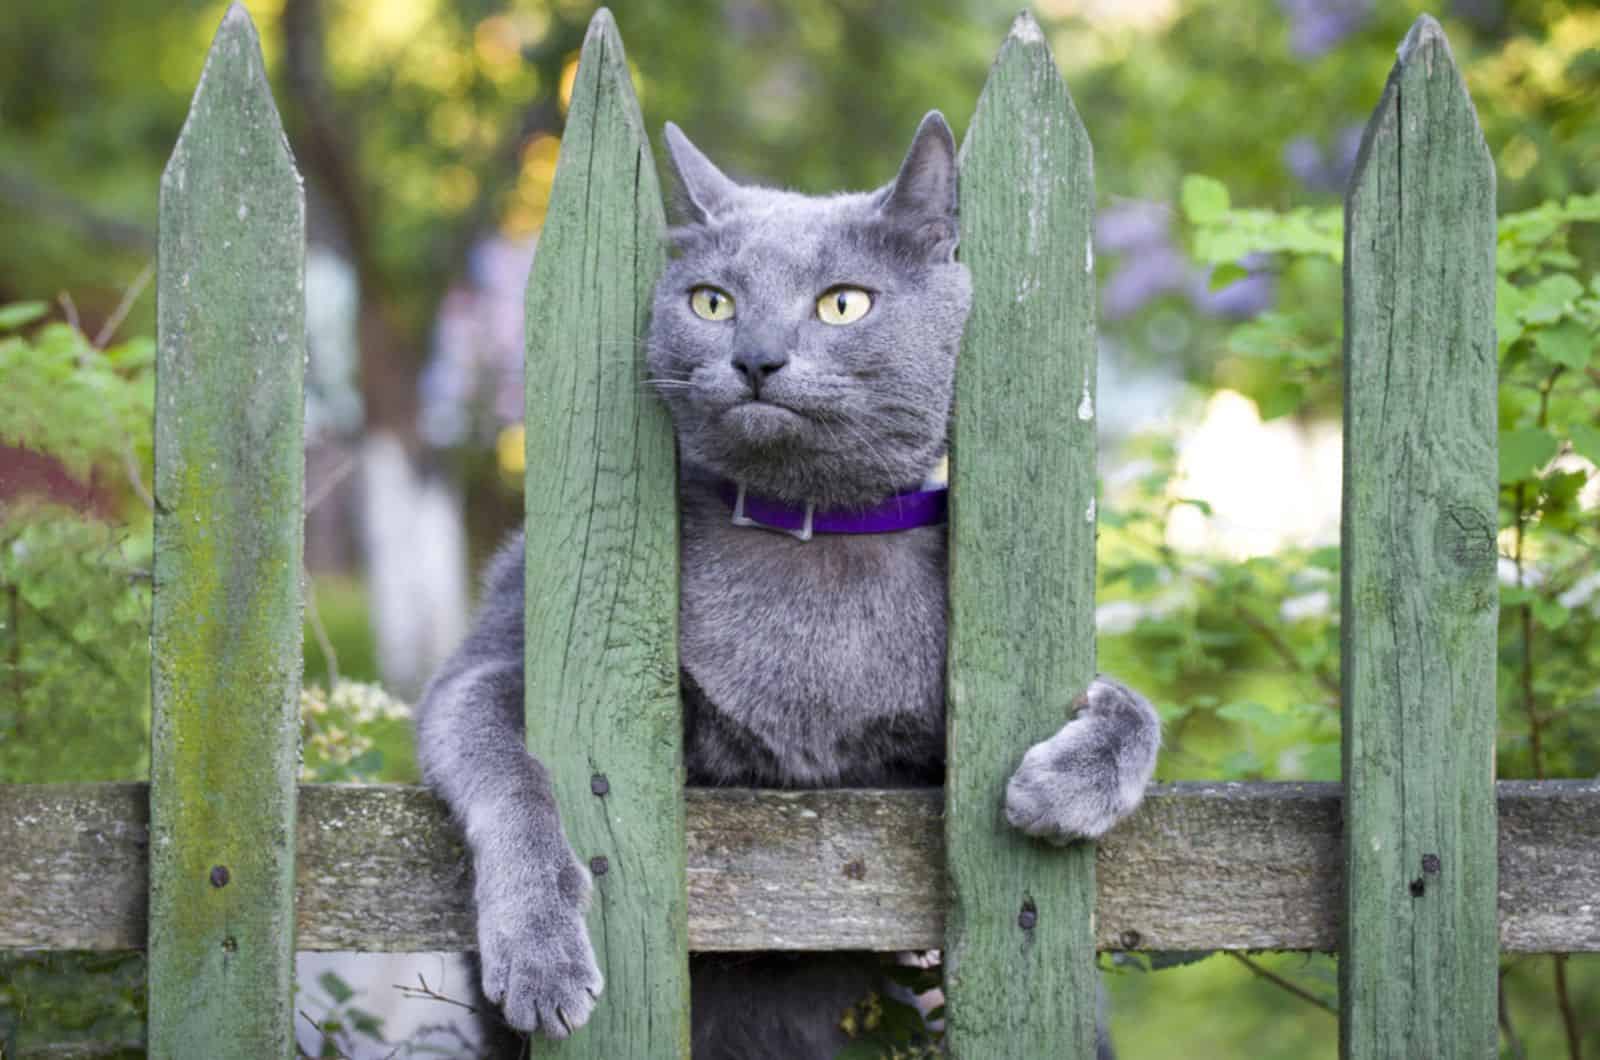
[1340,13,1497,1060]
[149,3,305,1057]
[163,4,297,196]
[1346,13,1490,205]
[564,7,649,149]
[522,8,683,1058]
[946,12,1099,1059]
[1396,12,1451,66]
[963,11,1091,164]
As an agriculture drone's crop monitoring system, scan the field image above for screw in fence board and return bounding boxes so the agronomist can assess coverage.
[521,10,686,1057]
[1340,15,1498,1059]
[944,13,1099,1058]
[147,5,305,1058]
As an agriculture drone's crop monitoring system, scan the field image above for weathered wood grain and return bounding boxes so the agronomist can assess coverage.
[946,12,1100,1057]
[519,9,684,1056]
[1340,15,1499,1060]
[148,5,304,1057]
[5,783,1597,954]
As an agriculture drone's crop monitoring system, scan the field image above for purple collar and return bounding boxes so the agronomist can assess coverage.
[717,480,947,542]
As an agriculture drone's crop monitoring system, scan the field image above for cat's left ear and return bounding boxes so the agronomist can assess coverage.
[877,111,959,259]
[664,122,739,225]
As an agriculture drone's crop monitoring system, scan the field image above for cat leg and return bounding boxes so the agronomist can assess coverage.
[414,554,602,1040]
[1003,675,1160,842]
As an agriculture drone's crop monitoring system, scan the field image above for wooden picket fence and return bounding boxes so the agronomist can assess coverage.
[3,5,1598,1058]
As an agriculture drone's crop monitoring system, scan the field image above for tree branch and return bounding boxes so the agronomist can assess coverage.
[1227,952,1336,1016]
[0,168,154,254]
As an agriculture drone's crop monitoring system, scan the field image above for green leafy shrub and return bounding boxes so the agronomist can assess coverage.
[0,303,155,784]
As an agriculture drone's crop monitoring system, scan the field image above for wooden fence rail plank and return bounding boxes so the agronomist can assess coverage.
[946,12,1100,1057]
[520,9,684,1056]
[148,4,305,1058]
[5,782,1598,954]
[1340,15,1499,1060]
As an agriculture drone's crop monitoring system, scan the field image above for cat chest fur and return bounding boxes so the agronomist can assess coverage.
[678,483,947,789]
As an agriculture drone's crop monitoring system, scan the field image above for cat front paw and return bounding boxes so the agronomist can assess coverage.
[1004,675,1160,843]
[477,854,603,1038]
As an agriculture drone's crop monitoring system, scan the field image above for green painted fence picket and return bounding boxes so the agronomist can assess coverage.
[521,11,688,1057]
[108,6,1525,1059]
[945,13,1100,1056]
[147,5,306,1058]
[1339,16,1499,1060]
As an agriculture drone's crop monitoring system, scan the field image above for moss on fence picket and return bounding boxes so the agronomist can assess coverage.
[147,6,305,1058]
[1,7,1560,1060]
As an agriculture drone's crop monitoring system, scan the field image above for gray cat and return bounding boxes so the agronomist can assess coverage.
[414,112,1161,1058]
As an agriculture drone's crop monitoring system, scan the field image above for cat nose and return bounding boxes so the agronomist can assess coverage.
[731,347,788,394]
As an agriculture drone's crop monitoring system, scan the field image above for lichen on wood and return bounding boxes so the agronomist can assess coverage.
[147,4,305,1057]
[4,782,1597,955]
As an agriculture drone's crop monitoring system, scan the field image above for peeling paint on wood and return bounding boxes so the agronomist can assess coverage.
[1340,15,1499,1060]
[945,11,1100,1057]
[519,9,685,1057]
[147,4,304,1058]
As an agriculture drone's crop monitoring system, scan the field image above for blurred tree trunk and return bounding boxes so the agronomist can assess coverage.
[281,0,467,693]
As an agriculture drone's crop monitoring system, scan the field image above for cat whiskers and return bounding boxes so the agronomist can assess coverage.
[812,417,901,496]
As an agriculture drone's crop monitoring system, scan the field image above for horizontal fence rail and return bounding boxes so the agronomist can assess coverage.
[4,781,1597,954]
[7,7,1582,1058]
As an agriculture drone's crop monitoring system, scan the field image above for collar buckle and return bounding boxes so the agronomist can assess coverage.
[730,482,814,542]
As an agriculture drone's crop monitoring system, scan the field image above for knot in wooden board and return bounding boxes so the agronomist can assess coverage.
[1435,504,1495,573]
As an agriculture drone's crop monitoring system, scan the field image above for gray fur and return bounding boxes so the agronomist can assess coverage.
[1004,676,1162,842]
[414,112,1160,1057]
[412,547,602,1040]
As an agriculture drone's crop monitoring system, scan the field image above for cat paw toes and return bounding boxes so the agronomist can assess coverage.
[1004,732,1128,842]
[1004,678,1160,843]
[481,912,604,1038]
[477,854,603,1038]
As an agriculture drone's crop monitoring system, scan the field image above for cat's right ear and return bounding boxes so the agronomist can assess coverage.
[878,111,959,259]
[663,123,738,225]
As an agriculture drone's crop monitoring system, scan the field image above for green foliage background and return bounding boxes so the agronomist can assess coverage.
[1,0,1597,1057]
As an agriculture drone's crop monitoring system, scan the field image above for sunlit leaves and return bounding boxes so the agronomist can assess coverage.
[1500,427,1561,483]
[1570,423,1600,465]
[1495,192,1600,276]
[1187,200,1343,267]
[1522,272,1585,325]
[1533,319,1591,369]
[1180,174,1230,224]
[0,316,154,483]
[0,301,50,330]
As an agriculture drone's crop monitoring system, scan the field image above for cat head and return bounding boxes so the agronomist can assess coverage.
[645,113,972,509]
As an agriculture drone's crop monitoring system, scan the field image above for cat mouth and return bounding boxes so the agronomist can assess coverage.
[720,400,807,445]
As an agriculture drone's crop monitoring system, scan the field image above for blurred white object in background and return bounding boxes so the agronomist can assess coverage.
[1165,389,1341,558]
[360,431,469,698]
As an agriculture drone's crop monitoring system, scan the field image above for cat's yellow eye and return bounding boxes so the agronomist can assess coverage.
[690,286,735,321]
[817,286,872,325]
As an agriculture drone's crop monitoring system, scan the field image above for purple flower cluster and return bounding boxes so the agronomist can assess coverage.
[1097,200,1273,322]
[1283,123,1366,194]
[1278,0,1373,58]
